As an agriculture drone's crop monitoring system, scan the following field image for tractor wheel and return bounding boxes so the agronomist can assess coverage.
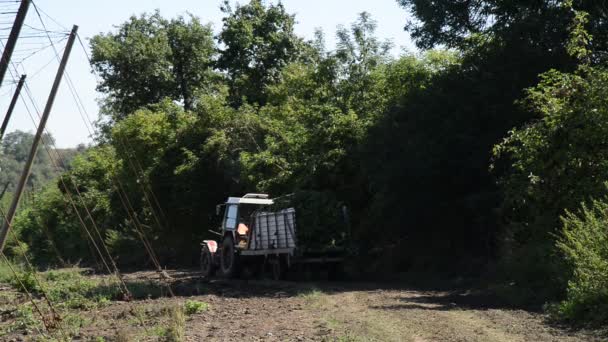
[220,236,239,278]
[200,246,215,278]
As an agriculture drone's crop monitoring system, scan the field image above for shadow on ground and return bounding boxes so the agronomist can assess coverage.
[121,268,535,313]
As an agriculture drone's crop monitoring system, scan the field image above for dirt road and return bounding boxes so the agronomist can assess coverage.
[176,283,596,342]
[0,270,600,341]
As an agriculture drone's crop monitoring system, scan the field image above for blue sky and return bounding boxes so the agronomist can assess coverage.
[0,0,414,147]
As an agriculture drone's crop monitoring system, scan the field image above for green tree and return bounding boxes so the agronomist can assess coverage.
[217,0,304,107]
[13,145,117,266]
[90,12,217,119]
[398,0,608,58]
[333,12,393,116]
[0,131,74,193]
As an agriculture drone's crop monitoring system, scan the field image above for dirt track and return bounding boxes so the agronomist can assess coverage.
[1,270,602,341]
[88,271,601,341]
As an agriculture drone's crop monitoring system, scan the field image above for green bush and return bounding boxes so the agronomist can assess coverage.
[184,300,208,315]
[554,195,608,325]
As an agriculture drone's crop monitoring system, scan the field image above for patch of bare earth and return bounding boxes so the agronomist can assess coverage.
[312,289,599,341]
[0,270,602,341]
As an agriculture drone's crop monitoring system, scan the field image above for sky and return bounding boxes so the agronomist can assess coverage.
[0,0,415,148]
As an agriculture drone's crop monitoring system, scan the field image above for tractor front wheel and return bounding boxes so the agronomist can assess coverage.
[200,246,215,278]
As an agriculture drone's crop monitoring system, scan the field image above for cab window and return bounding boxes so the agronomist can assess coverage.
[224,204,238,230]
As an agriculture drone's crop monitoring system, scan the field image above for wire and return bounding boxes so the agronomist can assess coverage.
[0,253,50,335]
[30,1,67,31]
[0,34,132,302]
[0,208,67,336]
[37,11,174,284]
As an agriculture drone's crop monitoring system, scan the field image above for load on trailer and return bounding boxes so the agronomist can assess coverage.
[200,193,342,280]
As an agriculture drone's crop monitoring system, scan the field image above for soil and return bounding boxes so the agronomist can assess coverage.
[0,270,602,341]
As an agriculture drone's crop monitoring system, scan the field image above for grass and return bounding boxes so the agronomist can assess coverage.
[298,287,325,307]
[0,267,217,341]
[9,305,42,334]
[0,267,177,340]
[165,304,186,342]
[150,325,169,338]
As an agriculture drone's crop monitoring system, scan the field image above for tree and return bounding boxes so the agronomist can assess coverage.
[333,12,393,116]
[90,12,217,119]
[0,131,72,193]
[398,0,608,57]
[216,0,304,107]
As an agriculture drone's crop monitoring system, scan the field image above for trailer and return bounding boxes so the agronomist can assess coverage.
[200,193,343,280]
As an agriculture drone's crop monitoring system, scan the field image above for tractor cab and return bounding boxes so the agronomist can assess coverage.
[217,193,274,249]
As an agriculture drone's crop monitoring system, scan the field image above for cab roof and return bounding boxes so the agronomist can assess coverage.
[226,194,274,205]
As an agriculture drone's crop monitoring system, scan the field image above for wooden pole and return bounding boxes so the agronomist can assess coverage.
[0,74,26,141]
[0,25,78,252]
[0,0,30,88]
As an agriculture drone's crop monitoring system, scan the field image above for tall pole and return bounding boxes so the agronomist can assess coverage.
[0,0,30,88]
[0,74,26,141]
[0,25,78,252]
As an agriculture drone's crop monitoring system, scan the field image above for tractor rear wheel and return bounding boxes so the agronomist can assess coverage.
[200,246,215,278]
[220,236,239,278]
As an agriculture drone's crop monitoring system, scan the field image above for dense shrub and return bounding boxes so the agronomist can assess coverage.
[554,195,608,325]
[492,66,608,300]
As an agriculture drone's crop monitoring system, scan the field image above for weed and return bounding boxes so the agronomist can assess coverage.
[299,287,324,305]
[0,291,17,305]
[60,312,88,337]
[184,300,209,315]
[150,325,168,338]
[9,305,42,334]
[128,304,148,326]
[11,271,39,294]
[165,304,186,342]
[325,317,341,330]
[45,269,84,281]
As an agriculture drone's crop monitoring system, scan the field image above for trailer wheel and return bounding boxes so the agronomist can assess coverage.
[270,255,287,281]
[200,246,215,278]
[220,236,238,278]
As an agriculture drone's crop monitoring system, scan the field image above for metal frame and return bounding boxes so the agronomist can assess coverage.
[241,248,295,256]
